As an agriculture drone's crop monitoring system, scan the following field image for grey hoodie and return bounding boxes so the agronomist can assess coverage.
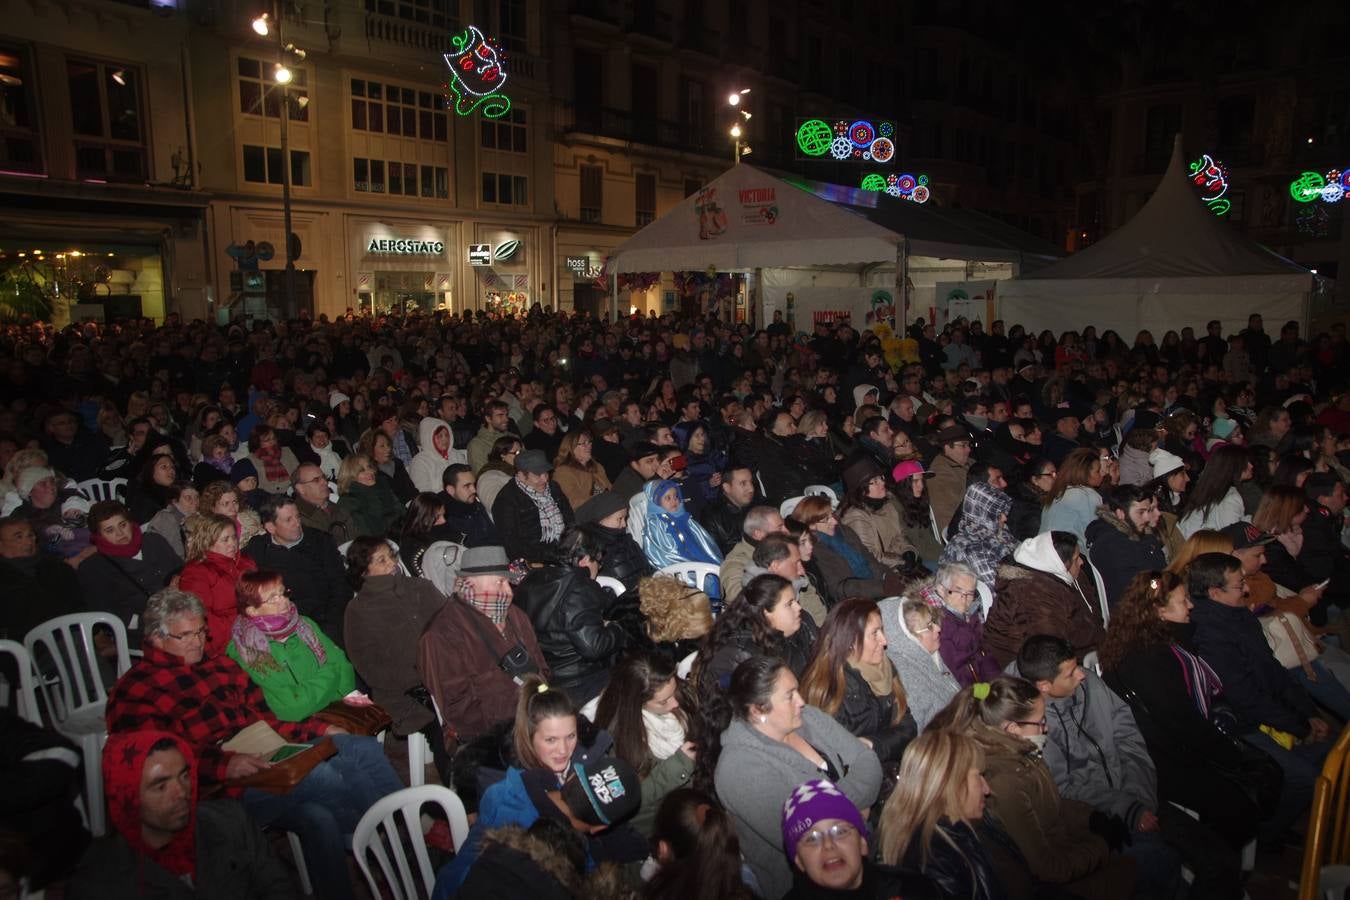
[1016,664,1157,829]
[714,705,882,899]
[878,596,962,730]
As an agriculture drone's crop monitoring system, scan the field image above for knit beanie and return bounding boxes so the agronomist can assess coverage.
[781,779,868,859]
[16,466,56,499]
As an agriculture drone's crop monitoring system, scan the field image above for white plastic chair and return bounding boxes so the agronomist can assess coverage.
[24,612,131,837]
[0,639,41,725]
[779,496,805,520]
[804,484,838,507]
[657,562,721,597]
[76,477,127,503]
[339,538,411,576]
[327,481,340,503]
[354,785,470,900]
[596,575,627,596]
[929,506,947,545]
[976,581,994,617]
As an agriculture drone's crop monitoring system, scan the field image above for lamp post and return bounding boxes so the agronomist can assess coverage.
[727,88,751,164]
[252,9,303,320]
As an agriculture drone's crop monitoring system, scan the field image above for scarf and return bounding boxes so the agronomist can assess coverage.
[206,453,232,475]
[642,709,687,761]
[1167,622,1224,719]
[228,601,326,673]
[104,730,198,880]
[518,476,565,543]
[94,521,145,558]
[815,528,871,578]
[253,444,288,482]
[457,577,512,630]
[853,654,901,700]
[310,442,342,480]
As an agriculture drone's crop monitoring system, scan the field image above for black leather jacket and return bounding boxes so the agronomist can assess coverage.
[697,495,749,555]
[587,523,653,592]
[835,665,917,765]
[901,817,1007,900]
[511,566,631,704]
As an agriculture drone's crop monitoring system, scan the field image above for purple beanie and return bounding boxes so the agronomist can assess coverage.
[781,779,868,859]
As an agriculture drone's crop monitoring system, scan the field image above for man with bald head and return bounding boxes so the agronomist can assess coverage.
[289,464,356,545]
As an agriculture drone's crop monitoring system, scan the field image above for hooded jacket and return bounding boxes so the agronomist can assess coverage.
[1083,508,1165,607]
[878,596,962,730]
[1116,444,1153,487]
[986,534,1105,667]
[939,482,1016,589]
[408,417,467,494]
[640,479,723,571]
[714,705,883,900]
[430,496,500,548]
[1015,666,1157,830]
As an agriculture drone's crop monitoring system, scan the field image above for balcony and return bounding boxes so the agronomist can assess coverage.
[571,0,622,28]
[679,26,722,58]
[364,14,451,53]
[557,103,714,156]
[627,9,673,43]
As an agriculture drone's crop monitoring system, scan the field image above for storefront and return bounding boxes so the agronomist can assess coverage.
[468,224,539,315]
[349,218,459,316]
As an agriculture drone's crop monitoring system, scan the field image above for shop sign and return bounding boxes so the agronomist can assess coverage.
[366,237,446,255]
[564,256,603,279]
[468,244,492,265]
[492,239,521,262]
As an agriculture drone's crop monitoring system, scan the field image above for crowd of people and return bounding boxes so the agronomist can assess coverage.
[2,305,1349,899]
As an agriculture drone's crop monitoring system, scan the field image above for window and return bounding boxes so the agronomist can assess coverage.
[482,171,527,205]
[243,144,311,185]
[351,78,447,141]
[1143,104,1181,170]
[481,108,527,152]
[237,56,308,121]
[498,0,527,53]
[0,46,41,173]
[355,158,428,196]
[68,59,147,180]
[364,0,455,29]
[679,78,706,133]
[1216,95,1255,162]
[684,177,702,198]
[580,164,602,222]
[635,172,655,227]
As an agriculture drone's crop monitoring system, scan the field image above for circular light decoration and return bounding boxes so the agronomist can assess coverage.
[796,119,833,157]
[849,120,876,148]
[896,173,917,193]
[861,150,872,161]
[860,174,888,192]
[869,137,895,163]
[879,121,894,138]
[1342,171,1350,191]
[830,135,853,160]
[1322,183,1345,204]
[910,185,930,204]
[1290,171,1326,203]
[885,182,902,197]
[918,175,929,186]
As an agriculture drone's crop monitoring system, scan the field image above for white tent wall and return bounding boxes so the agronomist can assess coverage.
[996,274,1312,340]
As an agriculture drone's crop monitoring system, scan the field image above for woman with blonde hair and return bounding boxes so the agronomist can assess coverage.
[178,511,258,655]
[876,729,1001,900]
[930,678,1137,900]
[336,453,403,538]
[196,479,262,544]
[551,429,611,510]
[639,576,714,666]
[1163,530,1233,575]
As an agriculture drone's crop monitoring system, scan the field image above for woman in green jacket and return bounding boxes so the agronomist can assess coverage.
[227,568,355,721]
[336,453,403,539]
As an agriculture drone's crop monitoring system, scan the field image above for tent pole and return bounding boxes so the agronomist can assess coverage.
[898,237,908,332]
[610,271,619,322]
[753,267,762,328]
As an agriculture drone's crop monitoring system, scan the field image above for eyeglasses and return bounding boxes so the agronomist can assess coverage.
[1012,719,1048,733]
[166,626,208,643]
[912,622,941,634]
[945,588,977,599]
[1034,471,1057,479]
[297,476,326,486]
[797,823,857,849]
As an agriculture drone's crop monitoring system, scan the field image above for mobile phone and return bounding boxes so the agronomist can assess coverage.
[1316,578,1331,591]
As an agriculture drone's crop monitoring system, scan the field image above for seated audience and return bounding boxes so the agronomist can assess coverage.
[878,596,962,729]
[290,463,356,545]
[244,495,351,644]
[243,425,298,495]
[791,495,897,599]
[433,463,500,547]
[78,499,180,645]
[178,512,257,656]
[576,490,653,592]
[986,531,1105,666]
[939,481,1017,590]
[694,574,818,692]
[640,478,723,578]
[143,482,198,559]
[492,448,576,563]
[336,452,402,538]
[645,787,758,900]
[1040,447,1104,543]
[1084,484,1166,607]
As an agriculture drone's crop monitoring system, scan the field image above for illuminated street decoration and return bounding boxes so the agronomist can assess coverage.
[860,172,930,203]
[1187,153,1231,216]
[442,25,511,118]
[796,118,898,162]
[1289,168,1350,203]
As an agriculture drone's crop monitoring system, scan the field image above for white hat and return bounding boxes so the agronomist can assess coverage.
[16,466,56,499]
[329,392,351,409]
[1148,448,1185,480]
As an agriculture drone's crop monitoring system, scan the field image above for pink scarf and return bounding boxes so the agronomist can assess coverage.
[229,601,326,672]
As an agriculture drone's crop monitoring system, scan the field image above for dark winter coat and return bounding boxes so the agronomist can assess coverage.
[832,664,917,765]
[938,603,1001,687]
[244,528,351,645]
[344,573,447,736]
[698,494,751,555]
[587,523,653,592]
[0,554,87,646]
[1083,510,1167,608]
[77,533,181,644]
[510,566,630,704]
[986,551,1105,667]
[431,497,500,548]
[1189,596,1319,738]
[1007,482,1046,542]
[337,479,404,538]
[750,432,811,504]
[810,525,890,599]
[900,817,1008,900]
[491,478,575,564]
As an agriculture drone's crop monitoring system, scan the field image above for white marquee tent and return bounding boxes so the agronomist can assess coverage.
[997,136,1317,338]
[607,163,1061,328]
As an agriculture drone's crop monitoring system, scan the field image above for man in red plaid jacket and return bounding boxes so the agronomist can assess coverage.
[104,587,402,900]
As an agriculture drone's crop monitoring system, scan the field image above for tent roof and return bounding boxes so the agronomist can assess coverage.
[608,164,1063,275]
[1028,136,1306,280]
[787,176,1064,266]
[609,164,901,275]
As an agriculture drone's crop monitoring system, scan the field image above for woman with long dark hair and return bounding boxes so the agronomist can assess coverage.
[1097,570,1274,849]
[799,597,916,771]
[1177,444,1250,537]
[791,495,894,599]
[693,574,818,695]
[126,451,180,524]
[693,655,882,899]
[588,651,694,835]
[396,492,445,575]
[1009,457,1056,541]
[644,788,756,900]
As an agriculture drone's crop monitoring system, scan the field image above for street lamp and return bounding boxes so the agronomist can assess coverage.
[727,88,752,163]
[253,6,302,320]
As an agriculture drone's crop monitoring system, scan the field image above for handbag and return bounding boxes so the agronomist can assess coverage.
[1260,611,1320,678]
[228,736,337,795]
[313,700,393,736]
